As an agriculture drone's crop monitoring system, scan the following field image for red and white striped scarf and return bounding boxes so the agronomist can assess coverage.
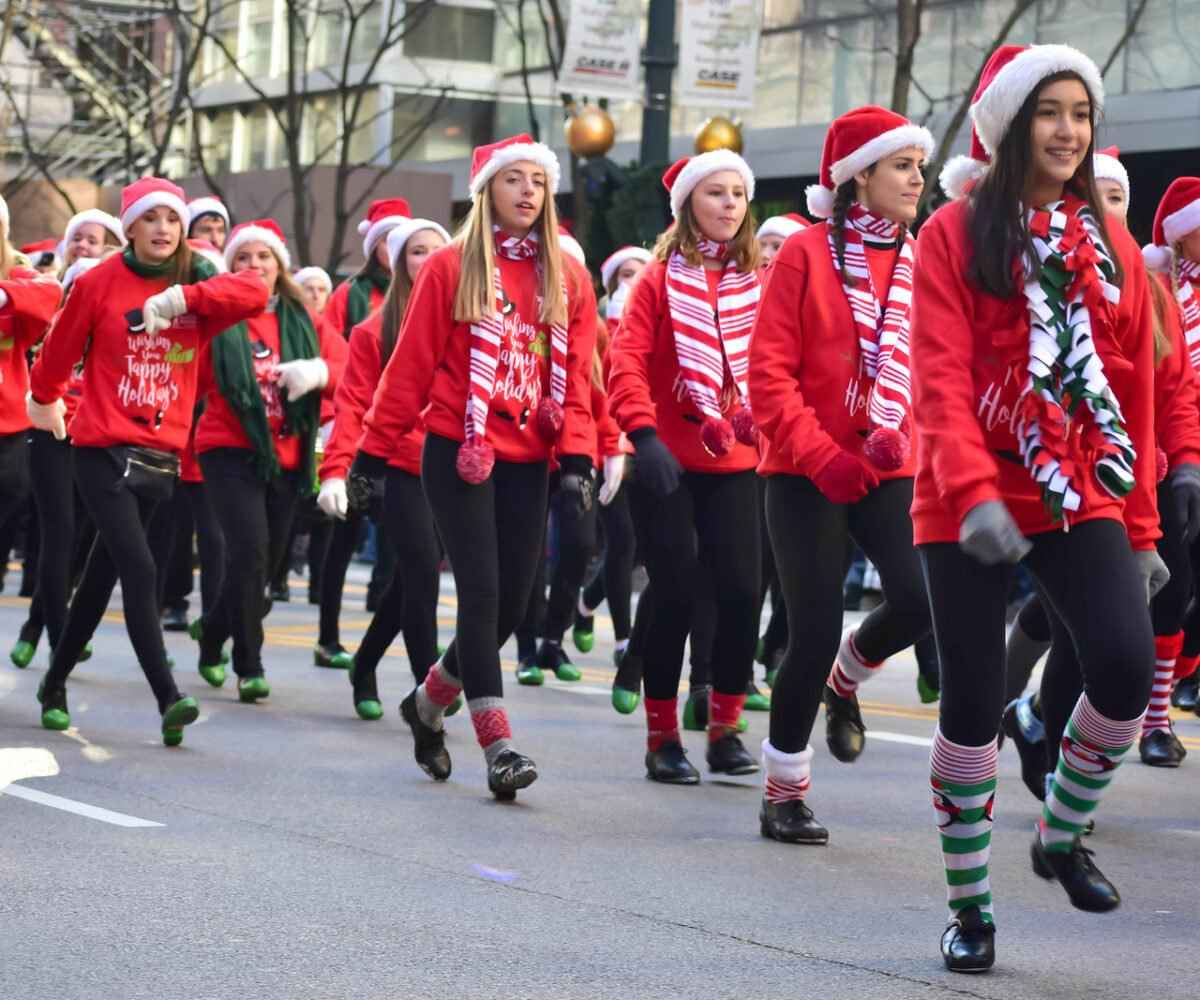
[665,239,759,424]
[466,228,568,445]
[1175,256,1200,371]
[828,204,915,432]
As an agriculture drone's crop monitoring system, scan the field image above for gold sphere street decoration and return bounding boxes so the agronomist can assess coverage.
[694,116,743,154]
[565,106,616,158]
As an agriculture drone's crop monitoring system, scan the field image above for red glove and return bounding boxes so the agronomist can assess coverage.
[813,451,879,505]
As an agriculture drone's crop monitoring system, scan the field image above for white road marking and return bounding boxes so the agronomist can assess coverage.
[0,672,17,701]
[0,747,59,789]
[870,730,934,748]
[2,784,164,827]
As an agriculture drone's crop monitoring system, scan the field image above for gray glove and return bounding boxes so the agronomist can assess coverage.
[1170,463,1200,543]
[958,500,1031,566]
[1133,548,1170,604]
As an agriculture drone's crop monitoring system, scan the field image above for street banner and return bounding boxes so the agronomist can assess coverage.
[557,0,643,100]
[677,0,763,109]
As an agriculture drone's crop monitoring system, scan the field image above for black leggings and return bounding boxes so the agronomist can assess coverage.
[766,475,930,752]
[921,518,1154,748]
[43,447,180,712]
[581,476,637,641]
[628,469,760,702]
[756,476,788,659]
[422,433,548,702]
[198,448,302,678]
[181,481,225,616]
[317,511,367,649]
[521,478,599,644]
[353,466,442,681]
[0,430,30,543]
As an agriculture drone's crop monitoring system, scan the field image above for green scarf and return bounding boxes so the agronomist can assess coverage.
[210,294,320,491]
[344,267,390,337]
[122,246,216,283]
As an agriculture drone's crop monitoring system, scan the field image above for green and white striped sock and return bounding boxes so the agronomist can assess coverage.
[1041,693,1142,853]
[931,728,998,924]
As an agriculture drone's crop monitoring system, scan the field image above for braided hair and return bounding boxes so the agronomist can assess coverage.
[830,168,908,288]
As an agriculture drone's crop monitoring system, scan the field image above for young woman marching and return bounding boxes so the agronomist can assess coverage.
[192,220,346,701]
[749,107,934,842]
[370,134,597,799]
[323,199,409,339]
[60,209,126,269]
[911,46,1162,972]
[317,218,449,719]
[608,150,762,784]
[755,213,808,267]
[27,178,269,744]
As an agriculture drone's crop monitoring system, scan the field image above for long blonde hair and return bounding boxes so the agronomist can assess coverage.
[452,182,568,328]
[0,221,14,281]
[652,199,760,273]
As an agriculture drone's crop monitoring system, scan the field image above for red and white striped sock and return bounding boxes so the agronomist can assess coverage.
[644,696,679,751]
[828,630,884,698]
[468,696,512,765]
[415,660,462,730]
[708,690,746,742]
[761,739,813,802]
[1144,632,1182,736]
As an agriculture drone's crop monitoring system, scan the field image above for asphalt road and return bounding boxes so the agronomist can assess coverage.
[1,567,1197,1000]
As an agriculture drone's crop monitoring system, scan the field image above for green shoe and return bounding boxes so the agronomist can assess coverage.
[78,643,93,663]
[744,681,771,711]
[238,676,271,703]
[314,643,352,669]
[37,680,70,731]
[682,687,709,731]
[516,656,544,686]
[737,713,749,734]
[916,672,941,704]
[611,685,640,714]
[572,610,595,653]
[198,661,226,688]
[349,661,384,721]
[538,640,581,682]
[445,694,463,717]
[10,639,36,669]
[188,618,204,642]
[161,695,200,747]
[555,660,582,681]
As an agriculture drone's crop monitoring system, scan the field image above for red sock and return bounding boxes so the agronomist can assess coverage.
[423,661,462,707]
[1145,632,1183,735]
[1174,651,1200,682]
[708,690,746,741]
[644,697,679,751]
[468,697,511,750]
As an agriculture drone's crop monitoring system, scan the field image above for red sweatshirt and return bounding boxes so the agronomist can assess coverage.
[607,259,758,473]
[30,254,268,453]
[365,243,597,464]
[1152,272,1200,469]
[749,222,916,480]
[910,197,1159,550]
[195,304,346,470]
[324,279,385,341]
[0,268,61,436]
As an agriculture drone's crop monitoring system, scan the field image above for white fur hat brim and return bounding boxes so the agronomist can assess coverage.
[559,234,586,267]
[971,44,1104,157]
[1163,199,1200,247]
[385,219,451,267]
[600,247,652,288]
[224,224,291,271]
[187,197,230,231]
[939,155,988,201]
[756,216,807,242]
[1093,153,1129,204]
[293,266,332,290]
[122,191,190,235]
[362,215,412,262]
[829,124,934,188]
[468,141,562,200]
[669,149,755,220]
[64,209,126,250]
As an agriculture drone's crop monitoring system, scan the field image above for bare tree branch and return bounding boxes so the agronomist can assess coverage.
[0,76,78,214]
[890,0,925,116]
[1102,0,1150,76]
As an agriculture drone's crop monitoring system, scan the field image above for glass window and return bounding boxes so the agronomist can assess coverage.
[306,95,340,163]
[348,1,384,64]
[243,106,272,170]
[244,9,276,78]
[1123,0,1200,94]
[404,2,497,62]
[749,29,802,129]
[310,3,345,70]
[205,109,236,174]
[493,100,557,146]
[347,89,381,162]
[494,0,553,73]
[394,95,495,161]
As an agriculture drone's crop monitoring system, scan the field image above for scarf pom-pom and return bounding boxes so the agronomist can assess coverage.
[1156,446,1169,484]
[456,438,495,484]
[730,407,758,447]
[536,397,564,442]
[863,427,910,471]
[700,416,735,457]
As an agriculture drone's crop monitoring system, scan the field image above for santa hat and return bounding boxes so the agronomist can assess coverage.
[600,246,652,288]
[63,209,126,251]
[186,196,230,233]
[558,227,586,266]
[663,150,755,221]
[805,106,934,218]
[970,44,1104,159]
[188,238,227,273]
[939,124,990,200]
[468,133,561,200]
[1143,177,1200,272]
[756,213,809,242]
[385,218,451,267]
[21,238,59,266]
[120,177,190,235]
[1093,145,1129,204]
[357,198,412,261]
[293,265,332,291]
[224,219,291,271]
[62,255,103,291]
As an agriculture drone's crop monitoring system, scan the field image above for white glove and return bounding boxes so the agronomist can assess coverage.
[26,392,66,441]
[141,285,187,335]
[0,288,9,311]
[599,453,626,506]
[317,478,348,520]
[275,358,329,402]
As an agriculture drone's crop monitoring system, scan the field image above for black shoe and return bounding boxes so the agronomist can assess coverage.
[1174,672,1200,711]
[19,575,34,598]
[487,748,538,800]
[270,582,290,603]
[645,742,700,784]
[162,605,189,632]
[1001,699,1047,801]
[706,733,758,775]
[1031,834,1120,912]
[940,905,995,973]
[822,686,865,763]
[760,798,828,845]
[365,588,381,613]
[307,586,320,606]
[399,691,451,781]
[1139,728,1187,767]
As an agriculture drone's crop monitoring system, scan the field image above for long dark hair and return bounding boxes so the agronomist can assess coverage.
[829,167,908,287]
[379,255,415,364]
[968,70,1122,298]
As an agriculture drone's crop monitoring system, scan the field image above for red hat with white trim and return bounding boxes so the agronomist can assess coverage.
[357,198,412,261]
[938,125,989,201]
[188,238,227,273]
[1143,177,1200,272]
[468,134,561,200]
[293,266,332,291]
[385,218,451,267]
[120,177,189,235]
[756,213,810,242]
[662,150,755,221]
[62,255,103,291]
[63,209,126,251]
[224,218,290,271]
[20,239,59,267]
[558,226,585,266]
[600,246,652,288]
[186,196,230,233]
[805,106,934,218]
[1093,145,1129,204]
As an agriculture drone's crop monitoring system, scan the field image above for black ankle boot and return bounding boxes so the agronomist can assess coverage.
[1001,698,1048,801]
[760,798,828,845]
[1139,728,1187,767]
[487,748,537,800]
[822,686,865,762]
[399,691,451,781]
[706,732,758,775]
[1172,672,1199,711]
[940,905,995,973]
[645,742,700,784]
[1031,833,1120,912]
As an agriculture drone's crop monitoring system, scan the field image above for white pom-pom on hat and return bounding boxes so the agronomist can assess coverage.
[1142,243,1173,273]
[805,184,835,219]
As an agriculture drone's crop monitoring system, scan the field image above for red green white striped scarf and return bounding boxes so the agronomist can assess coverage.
[1174,256,1200,370]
